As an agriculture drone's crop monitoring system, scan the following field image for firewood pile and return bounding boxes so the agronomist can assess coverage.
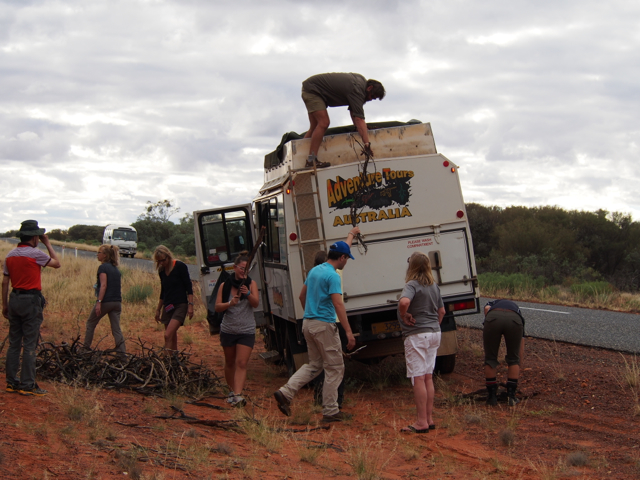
[35,338,222,397]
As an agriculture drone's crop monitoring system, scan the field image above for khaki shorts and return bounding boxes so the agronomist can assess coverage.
[160,303,188,326]
[301,89,326,113]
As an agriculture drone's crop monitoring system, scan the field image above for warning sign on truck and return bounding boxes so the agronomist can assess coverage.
[407,237,435,249]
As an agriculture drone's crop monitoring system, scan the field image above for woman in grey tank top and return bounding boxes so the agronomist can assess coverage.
[214,251,259,407]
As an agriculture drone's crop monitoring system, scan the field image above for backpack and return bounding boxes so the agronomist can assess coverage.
[206,268,232,335]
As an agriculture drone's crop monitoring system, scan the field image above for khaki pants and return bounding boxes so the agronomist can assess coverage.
[280,319,344,416]
[483,310,523,368]
[84,302,126,353]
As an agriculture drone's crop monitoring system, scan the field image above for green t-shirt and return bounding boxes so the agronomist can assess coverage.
[302,73,368,119]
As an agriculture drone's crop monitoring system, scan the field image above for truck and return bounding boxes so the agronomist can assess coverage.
[103,224,138,257]
[193,120,479,375]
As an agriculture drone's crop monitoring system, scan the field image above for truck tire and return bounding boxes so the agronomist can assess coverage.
[434,354,456,375]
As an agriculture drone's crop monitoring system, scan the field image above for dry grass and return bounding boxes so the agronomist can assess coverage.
[241,414,286,453]
[0,240,207,348]
[566,450,589,467]
[481,283,640,314]
[347,432,396,480]
[616,354,640,415]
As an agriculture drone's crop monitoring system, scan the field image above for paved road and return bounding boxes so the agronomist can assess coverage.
[1,238,201,278]
[459,297,640,354]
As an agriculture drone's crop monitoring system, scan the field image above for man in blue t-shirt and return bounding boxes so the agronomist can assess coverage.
[274,241,357,423]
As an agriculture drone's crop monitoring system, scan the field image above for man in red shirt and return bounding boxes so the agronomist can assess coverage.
[2,220,61,396]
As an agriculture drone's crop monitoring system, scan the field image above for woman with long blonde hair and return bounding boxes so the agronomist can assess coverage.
[398,251,445,434]
[84,244,126,352]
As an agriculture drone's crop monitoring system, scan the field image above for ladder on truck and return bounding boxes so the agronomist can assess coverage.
[289,166,328,280]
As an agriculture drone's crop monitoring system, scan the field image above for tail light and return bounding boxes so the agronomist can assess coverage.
[450,300,476,311]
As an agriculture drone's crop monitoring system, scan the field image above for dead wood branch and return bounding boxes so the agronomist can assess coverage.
[35,337,223,398]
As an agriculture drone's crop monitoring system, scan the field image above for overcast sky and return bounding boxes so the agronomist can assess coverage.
[1,0,639,233]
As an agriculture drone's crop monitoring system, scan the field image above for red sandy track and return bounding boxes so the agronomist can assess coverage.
[1,319,639,479]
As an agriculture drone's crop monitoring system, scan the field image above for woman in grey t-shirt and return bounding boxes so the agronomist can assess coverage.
[397,251,445,433]
[214,251,259,407]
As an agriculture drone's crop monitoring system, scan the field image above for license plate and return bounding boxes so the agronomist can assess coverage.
[371,320,402,335]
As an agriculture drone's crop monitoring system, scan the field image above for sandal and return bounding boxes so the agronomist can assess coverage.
[401,425,429,434]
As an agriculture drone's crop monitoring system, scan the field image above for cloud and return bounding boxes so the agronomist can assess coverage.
[1,0,640,233]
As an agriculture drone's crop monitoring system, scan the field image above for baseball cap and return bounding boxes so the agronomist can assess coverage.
[329,241,354,260]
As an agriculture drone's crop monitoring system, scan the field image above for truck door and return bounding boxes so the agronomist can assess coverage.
[193,205,266,326]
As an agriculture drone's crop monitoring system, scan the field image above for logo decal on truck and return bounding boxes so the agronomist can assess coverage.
[327,168,414,226]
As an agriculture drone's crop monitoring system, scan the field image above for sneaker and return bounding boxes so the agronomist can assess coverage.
[273,390,291,417]
[322,411,353,423]
[230,395,246,407]
[19,386,48,397]
[225,392,236,404]
[6,383,19,394]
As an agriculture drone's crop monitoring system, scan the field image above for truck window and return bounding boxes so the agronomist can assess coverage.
[258,195,286,264]
[198,208,251,266]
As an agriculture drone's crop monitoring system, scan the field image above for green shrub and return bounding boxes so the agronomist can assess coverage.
[124,285,154,303]
[570,281,614,298]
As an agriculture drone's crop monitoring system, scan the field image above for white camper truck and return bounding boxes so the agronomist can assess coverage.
[103,224,138,257]
[194,121,479,374]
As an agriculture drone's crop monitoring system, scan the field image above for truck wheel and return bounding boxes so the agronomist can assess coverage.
[262,328,276,352]
[434,354,456,375]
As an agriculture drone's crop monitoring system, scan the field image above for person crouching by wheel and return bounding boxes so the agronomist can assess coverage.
[483,299,525,406]
[84,245,126,353]
[153,246,194,351]
[397,252,445,434]
[214,251,259,407]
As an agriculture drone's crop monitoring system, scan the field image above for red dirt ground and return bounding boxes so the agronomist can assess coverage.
[1,319,640,479]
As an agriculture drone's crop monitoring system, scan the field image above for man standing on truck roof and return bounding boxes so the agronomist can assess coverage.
[274,241,357,423]
[2,220,61,397]
[301,72,385,169]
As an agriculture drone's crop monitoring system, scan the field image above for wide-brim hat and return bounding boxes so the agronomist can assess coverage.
[17,219,46,237]
[330,241,354,260]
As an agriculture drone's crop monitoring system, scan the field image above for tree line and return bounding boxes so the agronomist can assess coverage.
[4,202,640,290]
[466,204,640,291]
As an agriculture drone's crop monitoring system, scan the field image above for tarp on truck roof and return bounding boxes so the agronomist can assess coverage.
[263,119,423,169]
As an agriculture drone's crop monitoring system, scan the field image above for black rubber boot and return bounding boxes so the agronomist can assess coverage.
[506,381,520,406]
[486,384,498,406]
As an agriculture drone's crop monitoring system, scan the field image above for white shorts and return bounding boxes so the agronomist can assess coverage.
[404,331,441,384]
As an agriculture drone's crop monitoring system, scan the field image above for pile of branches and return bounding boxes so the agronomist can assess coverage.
[36,337,223,398]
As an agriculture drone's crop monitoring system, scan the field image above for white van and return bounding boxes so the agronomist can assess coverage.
[103,224,138,257]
